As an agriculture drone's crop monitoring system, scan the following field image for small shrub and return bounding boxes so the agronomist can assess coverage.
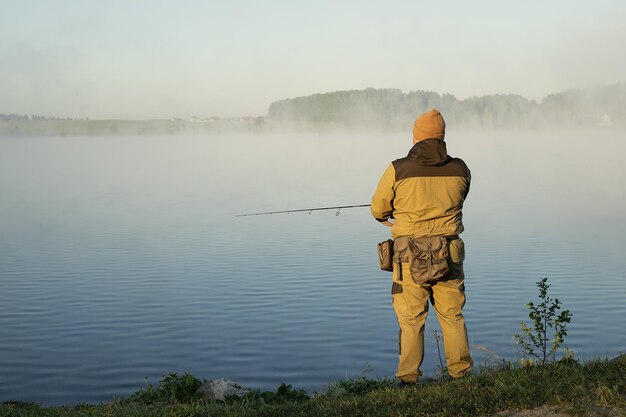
[328,376,395,397]
[238,383,309,404]
[1,400,39,409]
[514,277,572,365]
[126,372,203,404]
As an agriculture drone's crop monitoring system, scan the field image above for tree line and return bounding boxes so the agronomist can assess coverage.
[267,83,625,129]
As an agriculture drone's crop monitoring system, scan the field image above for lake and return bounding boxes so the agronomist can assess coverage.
[0,130,625,405]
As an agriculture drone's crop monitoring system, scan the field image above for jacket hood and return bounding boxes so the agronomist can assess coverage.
[407,138,449,166]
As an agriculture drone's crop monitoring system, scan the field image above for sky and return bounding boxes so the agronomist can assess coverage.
[1,0,625,119]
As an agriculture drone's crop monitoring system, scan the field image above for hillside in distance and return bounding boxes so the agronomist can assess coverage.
[268,83,626,130]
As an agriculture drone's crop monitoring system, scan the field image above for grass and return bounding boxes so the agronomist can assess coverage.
[1,357,624,417]
[124,373,204,404]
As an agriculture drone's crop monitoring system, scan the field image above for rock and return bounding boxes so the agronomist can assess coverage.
[196,379,252,401]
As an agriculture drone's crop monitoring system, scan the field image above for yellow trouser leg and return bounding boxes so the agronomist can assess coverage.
[431,264,473,378]
[392,262,430,382]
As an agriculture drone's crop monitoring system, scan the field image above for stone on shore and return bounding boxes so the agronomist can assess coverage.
[196,379,252,401]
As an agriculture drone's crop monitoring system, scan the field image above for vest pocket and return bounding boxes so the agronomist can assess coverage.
[448,237,465,264]
[408,236,449,284]
[394,236,450,284]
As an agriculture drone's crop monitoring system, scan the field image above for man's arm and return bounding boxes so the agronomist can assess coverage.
[464,168,471,199]
[371,163,395,225]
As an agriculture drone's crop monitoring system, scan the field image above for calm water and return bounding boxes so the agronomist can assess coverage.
[1,131,625,405]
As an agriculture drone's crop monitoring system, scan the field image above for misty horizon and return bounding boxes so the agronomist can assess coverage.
[2,1,626,120]
[2,82,624,121]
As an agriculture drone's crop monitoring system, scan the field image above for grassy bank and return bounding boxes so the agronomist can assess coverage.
[2,357,624,417]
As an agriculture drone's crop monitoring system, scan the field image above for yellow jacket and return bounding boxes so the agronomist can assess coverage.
[371,139,470,239]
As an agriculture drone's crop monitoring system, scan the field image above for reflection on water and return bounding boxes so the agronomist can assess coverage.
[0,131,625,405]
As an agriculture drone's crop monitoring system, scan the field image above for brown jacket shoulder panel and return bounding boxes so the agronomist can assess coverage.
[392,156,470,181]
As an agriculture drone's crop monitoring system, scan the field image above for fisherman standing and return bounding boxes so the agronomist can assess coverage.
[371,109,472,384]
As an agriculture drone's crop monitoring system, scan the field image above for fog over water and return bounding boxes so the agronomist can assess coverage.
[1,130,624,405]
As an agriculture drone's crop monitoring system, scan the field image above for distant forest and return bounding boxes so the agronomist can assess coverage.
[268,83,626,129]
[2,84,624,136]
[0,115,264,137]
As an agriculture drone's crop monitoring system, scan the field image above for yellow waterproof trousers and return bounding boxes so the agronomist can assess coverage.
[392,259,472,382]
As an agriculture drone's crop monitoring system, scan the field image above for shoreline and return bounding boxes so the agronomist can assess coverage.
[2,356,624,417]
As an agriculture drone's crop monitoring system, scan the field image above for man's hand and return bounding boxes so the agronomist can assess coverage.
[382,220,394,227]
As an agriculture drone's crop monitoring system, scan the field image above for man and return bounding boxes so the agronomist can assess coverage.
[371,109,472,383]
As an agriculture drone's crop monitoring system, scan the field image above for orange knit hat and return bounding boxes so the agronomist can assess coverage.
[412,109,446,142]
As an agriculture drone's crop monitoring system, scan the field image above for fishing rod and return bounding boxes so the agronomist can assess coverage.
[235,204,370,217]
